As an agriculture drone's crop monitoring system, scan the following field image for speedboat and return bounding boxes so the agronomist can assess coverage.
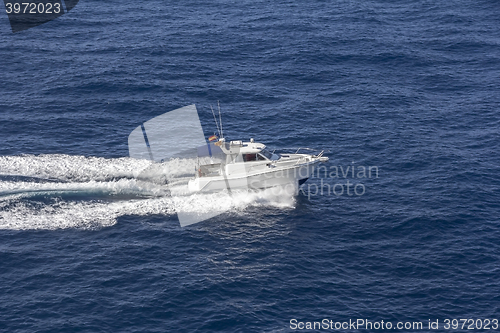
[188,138,329,192]
[128,103,329,226]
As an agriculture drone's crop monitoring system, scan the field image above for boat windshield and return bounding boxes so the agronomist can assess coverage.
[260,148,280,161]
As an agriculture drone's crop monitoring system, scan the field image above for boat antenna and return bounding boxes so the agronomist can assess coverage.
[218,100,223,139]
[210,104,221,137]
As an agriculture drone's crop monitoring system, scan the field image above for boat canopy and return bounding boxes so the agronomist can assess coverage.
[196,140,280,164]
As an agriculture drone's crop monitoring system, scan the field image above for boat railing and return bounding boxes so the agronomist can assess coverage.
[275,147,328,157]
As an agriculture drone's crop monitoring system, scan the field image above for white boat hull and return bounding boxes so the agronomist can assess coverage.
[188,158,323,192]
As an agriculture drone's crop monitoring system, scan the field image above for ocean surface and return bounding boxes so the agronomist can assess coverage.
[1,0,500,332]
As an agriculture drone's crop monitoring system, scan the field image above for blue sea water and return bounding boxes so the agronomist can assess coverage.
[1,0,500,332]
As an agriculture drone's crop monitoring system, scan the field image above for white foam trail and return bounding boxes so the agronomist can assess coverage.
[0,154,151,182]
[1,179,140,197]
[0,155,295,230]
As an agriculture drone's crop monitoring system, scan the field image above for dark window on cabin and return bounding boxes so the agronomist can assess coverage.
[243,154,257,162]
[257,154,267,161]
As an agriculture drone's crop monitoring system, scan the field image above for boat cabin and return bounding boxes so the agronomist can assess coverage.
[195,139,280,178]
[227,140,280,163]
